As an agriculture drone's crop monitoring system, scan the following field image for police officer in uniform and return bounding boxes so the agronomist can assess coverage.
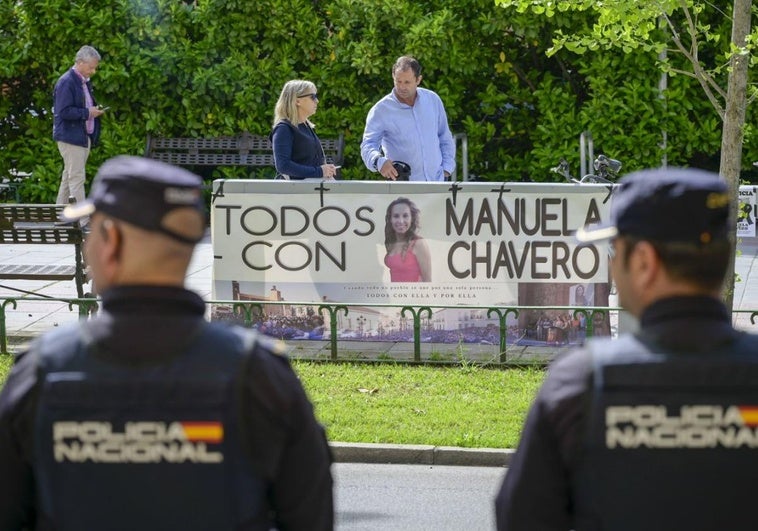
[495,168,758,530]
[0,156,333,530]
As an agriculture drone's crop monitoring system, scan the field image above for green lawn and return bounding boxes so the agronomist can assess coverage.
[294,361,543,449]
[0,355,11,383]
[0,355,544,449]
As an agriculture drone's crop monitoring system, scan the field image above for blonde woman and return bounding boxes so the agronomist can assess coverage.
[271,80,338,180]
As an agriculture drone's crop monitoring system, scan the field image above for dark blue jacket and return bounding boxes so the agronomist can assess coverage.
[52,68,101,148]
[270,120,324,179]
[0,286,334,531]
[496,296,758,531]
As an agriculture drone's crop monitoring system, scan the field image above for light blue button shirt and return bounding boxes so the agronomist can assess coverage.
[361,87,455,181]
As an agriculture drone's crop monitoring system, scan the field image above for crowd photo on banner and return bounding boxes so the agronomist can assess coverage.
[210,180,613,346]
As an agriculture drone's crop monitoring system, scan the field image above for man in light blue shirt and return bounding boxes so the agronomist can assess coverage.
[361,56,455,181]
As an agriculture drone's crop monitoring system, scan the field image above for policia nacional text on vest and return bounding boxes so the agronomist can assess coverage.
[32,323,275,530]
[573,333,758,531]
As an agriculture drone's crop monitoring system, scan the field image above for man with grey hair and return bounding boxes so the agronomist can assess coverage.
[53,45,105,213]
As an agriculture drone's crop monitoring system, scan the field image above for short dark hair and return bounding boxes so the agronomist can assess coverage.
[392,56,421,78]
[620,236,731,290]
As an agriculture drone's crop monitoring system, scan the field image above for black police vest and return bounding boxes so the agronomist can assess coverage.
[573,333,758,531]
[32,322,270,531]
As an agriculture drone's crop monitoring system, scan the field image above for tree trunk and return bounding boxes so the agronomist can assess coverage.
[720,0,751,313]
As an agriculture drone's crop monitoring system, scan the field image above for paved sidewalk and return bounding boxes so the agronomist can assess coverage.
[0,236,213,339]
[2,235,758,466]
[3,236,758,338]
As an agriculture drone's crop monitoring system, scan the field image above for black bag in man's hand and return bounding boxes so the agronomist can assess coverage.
[392,161,411,181]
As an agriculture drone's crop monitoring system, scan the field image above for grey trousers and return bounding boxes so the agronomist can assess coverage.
[56,139,90,206]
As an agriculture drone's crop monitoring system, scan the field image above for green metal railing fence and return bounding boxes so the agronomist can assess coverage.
[3,296,758,362]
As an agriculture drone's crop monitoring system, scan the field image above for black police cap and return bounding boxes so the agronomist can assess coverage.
[576,167,730,246]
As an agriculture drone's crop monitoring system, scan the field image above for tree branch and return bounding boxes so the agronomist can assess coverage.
[679,0,727,99]
[666,67,698,79]
[661,3,725,119]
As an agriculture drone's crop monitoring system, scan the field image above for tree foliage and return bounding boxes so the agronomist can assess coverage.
[496,0,757,118]
[0,0,756,203]
[496,0,757,307]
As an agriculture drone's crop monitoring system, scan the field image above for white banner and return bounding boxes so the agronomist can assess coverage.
[738,186,756,238]
[210,180,613,306]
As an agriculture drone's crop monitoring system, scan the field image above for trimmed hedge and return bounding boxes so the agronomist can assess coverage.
[0,0,755,202]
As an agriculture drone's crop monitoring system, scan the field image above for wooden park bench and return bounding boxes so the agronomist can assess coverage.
[0,204,87,298]
[144,131,345,178]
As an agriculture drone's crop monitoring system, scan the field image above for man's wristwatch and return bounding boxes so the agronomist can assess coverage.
[373,156,381,171]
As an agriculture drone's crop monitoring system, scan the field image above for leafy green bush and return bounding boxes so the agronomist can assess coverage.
[0,0,755,202]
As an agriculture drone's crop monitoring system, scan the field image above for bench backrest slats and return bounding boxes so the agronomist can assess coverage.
[0,205,82,245]
[149,153,276,167]
[0,204,87,298]
[0,204,64,224]
[144,131,344,171]
[0,228,82,245]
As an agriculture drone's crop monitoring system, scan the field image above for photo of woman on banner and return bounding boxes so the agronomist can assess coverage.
[571,283,592,306]
[383,197,431,282]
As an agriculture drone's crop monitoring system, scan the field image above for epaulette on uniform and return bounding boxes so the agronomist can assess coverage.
[255,333,291,357]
